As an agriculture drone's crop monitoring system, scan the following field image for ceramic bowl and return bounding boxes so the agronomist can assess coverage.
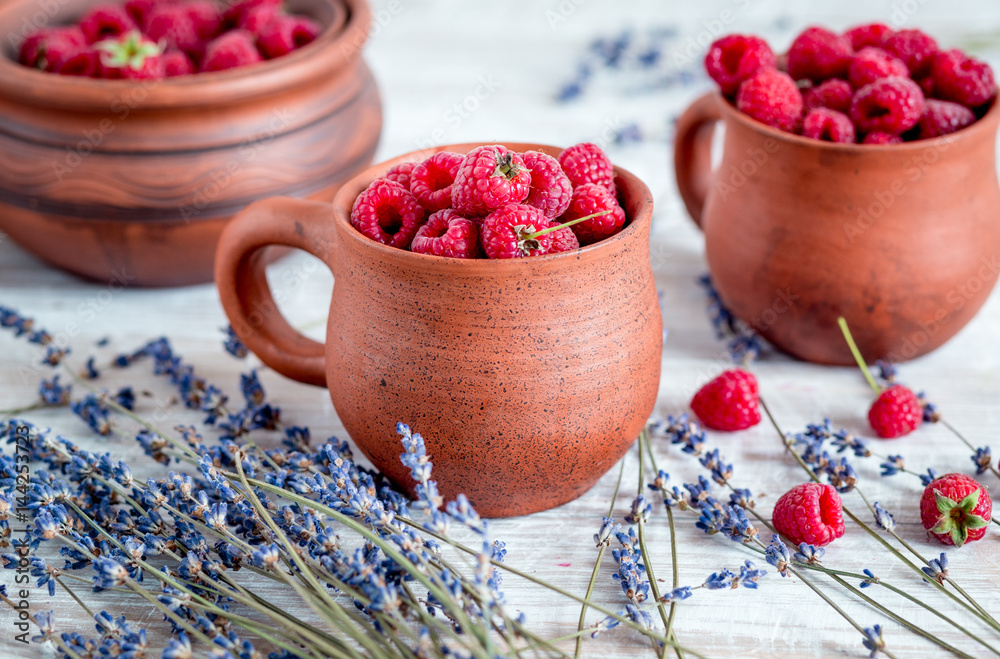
[0,0,381,287]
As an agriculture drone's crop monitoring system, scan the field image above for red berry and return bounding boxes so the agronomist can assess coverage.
[884,29,939,78]
[689,368,761,431]
[410,209,480,259]
[868,384,923,438]
[224,0,282,26]
[520,150,572,219]
[20,27,86,68]
[848,47,909,89]
[95,31,164,80]
[920,473,992,547]
[557,142,615,194]
[452,145,531,217]
[408,152,463,213]
[862,131,903,145]
[704,34,776,96]
[383,162,416,190]
[736,68,803,133]
[79,4,137,45]
[163,49,194,77]
[258,15,322,58]
[786,26,852,83]
[931,49,996,108]
[480,203,553,259]
[240,4,281,34]
[772,483,846,547]
[560,183,625,246]
[185,0,223,41]
[350,179,426,249]
[48,44,100,77]
[843,23,895,50]
[545,219,580,253]
[145,4,202,55]
[201,30,262,72]
[801,108,855,143]
[918,99,976,139]
[803,78,853,113]
[850,77,925,135]
[124,0,159,28]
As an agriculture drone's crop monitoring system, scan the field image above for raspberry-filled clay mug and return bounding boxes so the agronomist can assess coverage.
[674,91,1000,364]
[215,142,662,518]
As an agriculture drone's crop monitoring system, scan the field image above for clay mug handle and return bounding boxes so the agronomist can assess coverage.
[673,92,722,228]
[215,197,335,387]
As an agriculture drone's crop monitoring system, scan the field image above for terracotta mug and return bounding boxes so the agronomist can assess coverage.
[674,91,1000,365]
[215,143,662,518]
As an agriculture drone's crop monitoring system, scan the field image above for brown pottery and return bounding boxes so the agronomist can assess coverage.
[674,91,1000,365]
[0,0,381,287]
[215,143,663,518]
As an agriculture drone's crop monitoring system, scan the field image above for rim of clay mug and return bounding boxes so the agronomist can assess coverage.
[330,142,655,274]
[714,89,1000,151]
[0,0,367,111]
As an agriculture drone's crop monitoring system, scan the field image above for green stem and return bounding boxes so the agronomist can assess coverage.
[940,418,1000,481]
[837,316,881,394]
[643,432,683,659]
[55,576,94,619]
[523,209,612,239]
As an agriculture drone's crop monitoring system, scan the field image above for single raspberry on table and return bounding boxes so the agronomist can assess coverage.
[703,34,776,96]
[920,473,992,547]
[451,145,531,217]
[690,368,760,431]
[351,179,426,250]
[918,99,975,139]
[201,30,262,72]
[480,203,553,259]
[185,0,224,41]
[772,483,845,546]
[862,131,903,145]
[868,384,923,438]
[79,4,137,44]
[410,209,479,259]
[850,77,925,135]
[802,108,855,143]
[408,152,463,213]
[803,78,853,113]
[162,49,194,77]
[145,4,202,55]
[931,49,996,108]
[258,15,323,58]
[560,183,625,245]
[786,26,852,83]
[843,22,895,50]
[848,47,909,89]
[96,31,164,80]
[558,142,616,194]
[735,68,803,133]
[545,220,580,253]
[383,162,417,190]
[520,150,572,219]
[884,28,939,78]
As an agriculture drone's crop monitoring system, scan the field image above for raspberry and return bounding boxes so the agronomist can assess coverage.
[931,49,996,108]
[884,29,939,78]
[20,27,86,68]
[240,4,281,34]
[772,483,846,547]
[79,4,137,45]
[124,0,158,28]
[848,47,909,89]
[223,0,282,26]
[801,108,855,143]
[408,152,463,213]
[786,26,852,83]
[558,142,615,194]
[163,49,194,76]
[843,23,894,50]
[95,31,164,80]
[48,43,100,77]
[383,162,416,190]
[803,78,853,113]
[920,473,992,547]
[560,183,625,246]
[850,77,925,135]
[258,15,322,58]
[201,30,262,72]
[735,68,803,133]
[145,5,202,55]
[520,150,572,219]
[410,209,480,259]
[545,220,580,253]
[185,1,223,41]
[868,384,923,438]
[480,203,553,259]
[451,145,531,216]
[918,99,976,139]
[703,34,777,96]
[689,368,761,432]
[350,179,426,250]
[862,132,903,145]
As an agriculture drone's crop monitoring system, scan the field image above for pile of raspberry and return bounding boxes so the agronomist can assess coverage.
[17,0,321,80]
[704,24,997,143]
[350,143,627,259]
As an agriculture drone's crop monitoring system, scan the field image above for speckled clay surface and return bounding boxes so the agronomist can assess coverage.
[675,92,1000,365]
[216,143,662,518]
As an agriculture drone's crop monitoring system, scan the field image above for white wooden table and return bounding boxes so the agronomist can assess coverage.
[3,1,1000,657]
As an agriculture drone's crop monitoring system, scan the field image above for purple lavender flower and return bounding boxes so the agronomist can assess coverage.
[862,624,886,657]
[922,553,949,584]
